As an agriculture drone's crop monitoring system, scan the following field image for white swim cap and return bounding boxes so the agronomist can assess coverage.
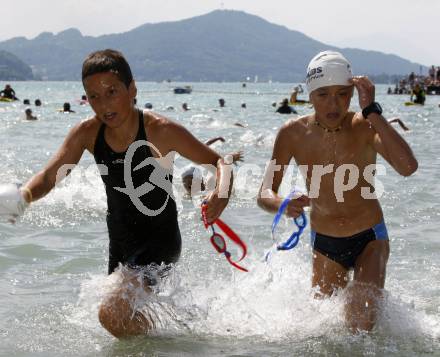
[305,51,353,94]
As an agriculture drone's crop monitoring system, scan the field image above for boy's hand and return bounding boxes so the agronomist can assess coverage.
[231,151,244,164]
[285,194,310,218]
[351,76,375,109]
[203,190,229,224]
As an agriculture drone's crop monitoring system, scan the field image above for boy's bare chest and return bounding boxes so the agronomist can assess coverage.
[294,131,370,168]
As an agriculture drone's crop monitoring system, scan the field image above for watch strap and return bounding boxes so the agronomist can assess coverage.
[362,102,382,119]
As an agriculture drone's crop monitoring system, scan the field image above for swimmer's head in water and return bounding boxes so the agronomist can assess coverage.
[181,167,205,194]
[82,49,133,88]
[306,51,353,94]
[63,102,71,112]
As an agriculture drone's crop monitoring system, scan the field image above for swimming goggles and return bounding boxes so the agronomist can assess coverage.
[265,190,307,261]
[201,202,248,272]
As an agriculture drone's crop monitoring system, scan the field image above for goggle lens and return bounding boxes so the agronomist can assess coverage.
[211,233,226,253]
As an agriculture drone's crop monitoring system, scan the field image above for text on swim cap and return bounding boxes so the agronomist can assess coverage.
[306,66,323,84]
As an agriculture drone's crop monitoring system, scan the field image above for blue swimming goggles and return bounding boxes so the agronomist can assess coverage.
[265,190,308,261]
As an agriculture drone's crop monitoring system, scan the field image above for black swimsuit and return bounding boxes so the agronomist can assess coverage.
[311,221,388,270]
[93,110,181,275]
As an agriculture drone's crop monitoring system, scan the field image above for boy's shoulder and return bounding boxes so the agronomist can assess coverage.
[273,115,311,151]
[279,115,312,136]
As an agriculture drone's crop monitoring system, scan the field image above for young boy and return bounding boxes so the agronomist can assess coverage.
[0,49,233,338]
[257,51,418,332]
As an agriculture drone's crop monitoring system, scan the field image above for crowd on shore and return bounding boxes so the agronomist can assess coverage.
[389,65,440,95]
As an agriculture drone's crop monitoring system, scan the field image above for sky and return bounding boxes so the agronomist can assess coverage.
[1,0,438,66]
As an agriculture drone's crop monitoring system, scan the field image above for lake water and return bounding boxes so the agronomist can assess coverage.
[0,81,439,356]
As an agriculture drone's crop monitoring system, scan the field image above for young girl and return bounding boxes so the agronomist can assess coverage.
[0,49,234,338]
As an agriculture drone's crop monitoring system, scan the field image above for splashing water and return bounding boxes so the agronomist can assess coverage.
[0,82,439,356]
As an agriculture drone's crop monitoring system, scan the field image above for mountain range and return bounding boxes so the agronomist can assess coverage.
[0,10,424,82]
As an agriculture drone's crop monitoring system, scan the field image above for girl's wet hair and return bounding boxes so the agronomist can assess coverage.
[82,49,133,88]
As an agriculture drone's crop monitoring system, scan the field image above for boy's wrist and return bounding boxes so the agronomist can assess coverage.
[212,188,230,201]
[362,102,382,119]
[20,187,33,204]
[366,112,385,123]
[223,154,234,165]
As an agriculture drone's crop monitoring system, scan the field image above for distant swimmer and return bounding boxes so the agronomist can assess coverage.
[388,117,409,131]
[182,102,189,111]
[24,108,37,120]
[0,49,233,338]
[276,98,297,114]
[34,99,42,106]
[219,98,225,107]
[144,102,153,109]
[181,136,243,195]
[289,86,309,105]
[258,51,418,333]
[59,102,75,113]
[23,99,30,105]
[79,95,88,105]
[410,83,426,105]
[0,84,18,100]
[241,102,247,109]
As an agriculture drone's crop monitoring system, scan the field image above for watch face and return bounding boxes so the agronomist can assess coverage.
[375,102,382,113]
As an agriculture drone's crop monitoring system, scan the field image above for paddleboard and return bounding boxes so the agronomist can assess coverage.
[404,102,423,106]
[289,101,310,106]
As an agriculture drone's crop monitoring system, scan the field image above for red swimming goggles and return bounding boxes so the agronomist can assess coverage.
[201,203,248,272]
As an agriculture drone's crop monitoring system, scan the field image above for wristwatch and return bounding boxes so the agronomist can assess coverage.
[362,102,382,119]
[223,154,233,165]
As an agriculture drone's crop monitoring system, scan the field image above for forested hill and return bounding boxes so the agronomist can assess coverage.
[0,10,423,82]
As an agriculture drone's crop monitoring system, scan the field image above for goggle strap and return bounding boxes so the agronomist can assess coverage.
[201,202,248,271]
[215,218,247,261]
[226,254,248,272]
[201,204,210,228]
